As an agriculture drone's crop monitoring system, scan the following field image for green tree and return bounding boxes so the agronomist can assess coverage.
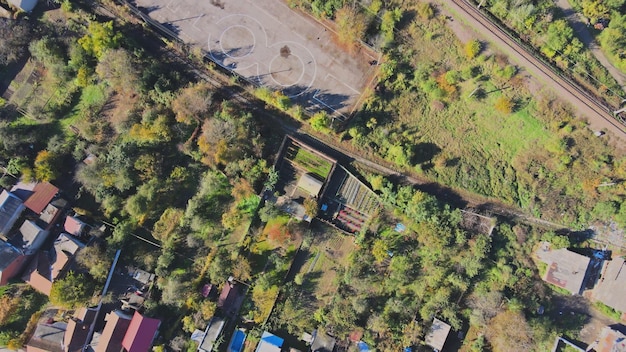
[545,20,573,54]
[171,83,214,124]
[310,111,331,133]
[465,39,481,59]
[78,21,121,59]
[76,245,111,282]
[50,271,95,309]
[582,0,610,23]
[96,48,140,95]
[335,6,367,47]
[34,150,60,182]
[0,19,31,65]
[153,208,184,242]
[372,239,389,263]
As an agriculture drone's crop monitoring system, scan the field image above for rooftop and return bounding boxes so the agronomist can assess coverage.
[23,182,59,214]
[595,326,626,352]
[217,279,244,317]
[11,220,48,255]
[0,189,25,238]
[40,203,62,226]
[26,321,67,352]
[121,311,161,352]
[0,240,22,271]
[311,331,335,352]
[425,318,451,351]
[64,216,86,237]
[593,257,626,313]
[255,331,283,352]
[296,173,324,197]
[536,242,591,295]
[94,310,133,352]
[198,316,225,352]
[65,307,98,352]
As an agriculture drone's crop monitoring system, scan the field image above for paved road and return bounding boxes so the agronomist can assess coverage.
[554,0,626,91]
[439,0,626,144]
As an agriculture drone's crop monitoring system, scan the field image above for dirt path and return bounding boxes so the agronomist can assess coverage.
[554,0,626,92]
[437,0,626,146]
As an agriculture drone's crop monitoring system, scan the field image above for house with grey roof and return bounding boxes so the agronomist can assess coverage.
[592,257,626,313]
[535,242,591,295]
[0,240,26,285]
[10,220,49,256]
[425,318,451,352]
[0,190,25,239]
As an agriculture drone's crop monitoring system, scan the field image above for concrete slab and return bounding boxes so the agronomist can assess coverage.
[130,0,378,118]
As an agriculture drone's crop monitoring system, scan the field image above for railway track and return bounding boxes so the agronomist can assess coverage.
[449,0,626,140]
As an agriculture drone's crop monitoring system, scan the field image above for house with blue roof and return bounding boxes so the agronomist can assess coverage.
[255,331,283,352]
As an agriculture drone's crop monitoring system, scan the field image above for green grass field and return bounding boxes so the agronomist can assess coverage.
[288,146,333,180]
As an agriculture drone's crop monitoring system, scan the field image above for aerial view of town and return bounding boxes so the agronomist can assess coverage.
[1,0,626,351]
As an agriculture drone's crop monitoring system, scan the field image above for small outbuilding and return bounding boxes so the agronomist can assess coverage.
[425,318,451,352]
[535,242,591,295]
[7,0,38,12]
[296,173,323,197]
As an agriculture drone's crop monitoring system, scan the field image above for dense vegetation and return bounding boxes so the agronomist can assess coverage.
[287,0,626,229]
[0,1,624,351]
[567,0,626,73]
[474,0,624,106]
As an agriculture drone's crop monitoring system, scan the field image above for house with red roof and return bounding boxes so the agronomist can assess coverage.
[64,216,87,237]
[94,310,133,352]
[22,182,59,215]
[121,311,161,352]
[64,307,98,352]
[22,233,84,295]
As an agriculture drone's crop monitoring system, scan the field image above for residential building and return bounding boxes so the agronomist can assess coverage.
[593,257,626,313]
[22,233,84,295]
[594,326,626,352]
[310,330,335,352]
[198,316,225,352]
[121,311,161,352]
[535,242,591,295]
[26,321,67,352]
[218,277,244,318]
[39,202,64,229]
[64,307,98,352]
[22,182,59,215]
[64,216,86,237]
[94,310,133,352]
[296,174,324,197]
[7,0,38,12]
[255,332,284,352]
[0,240,26,285]
[425,318,451,352]
[11,220,49,256]
[0,190,25,238]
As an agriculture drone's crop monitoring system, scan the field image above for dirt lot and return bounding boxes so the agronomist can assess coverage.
[130,0,378,117]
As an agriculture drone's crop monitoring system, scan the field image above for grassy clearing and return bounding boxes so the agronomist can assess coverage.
[288,146,333,180]
[349,11,626,227]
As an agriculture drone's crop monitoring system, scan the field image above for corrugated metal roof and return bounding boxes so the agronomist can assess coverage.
[24,182,59,214]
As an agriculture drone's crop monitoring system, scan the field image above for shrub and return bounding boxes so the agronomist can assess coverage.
[494,96,513,114]
[310,111,331,133]
[465,39,481,59]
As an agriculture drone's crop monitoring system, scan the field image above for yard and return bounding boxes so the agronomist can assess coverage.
[285,145,333,181]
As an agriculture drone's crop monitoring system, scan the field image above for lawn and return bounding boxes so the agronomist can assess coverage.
[289,146,333,180]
